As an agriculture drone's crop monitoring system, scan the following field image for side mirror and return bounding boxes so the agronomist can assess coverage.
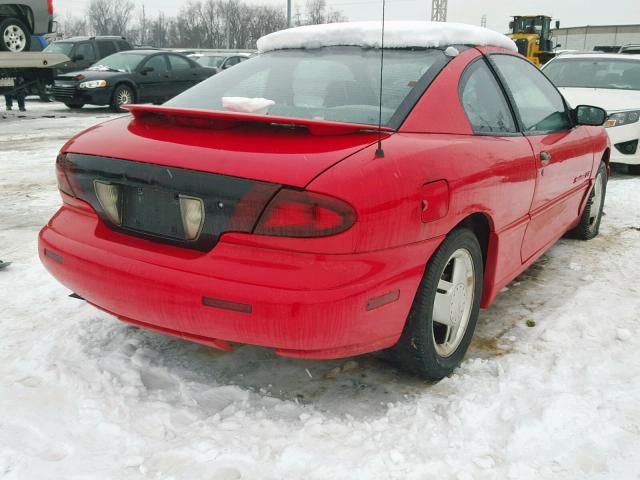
[50,21,59,34]
[140,66,154,75]
[509,21,514,30]
[575,105,607,126]
[555,20,561,29]
[72,54,84,62]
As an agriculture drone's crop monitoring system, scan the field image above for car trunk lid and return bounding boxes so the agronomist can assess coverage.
[62,105,391,188]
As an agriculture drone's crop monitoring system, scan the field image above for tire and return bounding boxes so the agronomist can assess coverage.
[110,85,135,113]
[0,17,32,53]
[389,228,484,380]
[628,165,640,176]
[64,102,84,110]
[571,162,607,240]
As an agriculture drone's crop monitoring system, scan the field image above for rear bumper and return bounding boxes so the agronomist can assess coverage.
[39,203,440,359]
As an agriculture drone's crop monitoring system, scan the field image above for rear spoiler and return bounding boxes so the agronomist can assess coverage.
[124,104,394,136]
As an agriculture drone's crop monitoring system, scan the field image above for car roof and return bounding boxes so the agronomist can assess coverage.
[257,21,517,53]
[550,52,640,61]
[57,36,128,42]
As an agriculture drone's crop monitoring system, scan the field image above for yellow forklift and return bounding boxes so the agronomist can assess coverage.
[509,15,560,66]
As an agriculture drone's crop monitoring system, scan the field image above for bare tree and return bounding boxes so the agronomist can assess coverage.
[56,0,338,49]
[87,0,135,36]
[305,0,326,25]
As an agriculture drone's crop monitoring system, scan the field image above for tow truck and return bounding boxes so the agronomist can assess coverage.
[0,51,68,99]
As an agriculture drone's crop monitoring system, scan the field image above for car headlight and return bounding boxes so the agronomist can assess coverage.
[605,110,640,128]
[79,80,107,89]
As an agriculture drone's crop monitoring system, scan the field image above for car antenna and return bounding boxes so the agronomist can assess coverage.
[375,0,386,158]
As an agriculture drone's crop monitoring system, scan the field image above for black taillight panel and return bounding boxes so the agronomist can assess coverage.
[63,153,281,251]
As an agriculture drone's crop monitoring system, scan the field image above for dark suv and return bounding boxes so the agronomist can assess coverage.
[44,36,132,74]
[0,0,54,52]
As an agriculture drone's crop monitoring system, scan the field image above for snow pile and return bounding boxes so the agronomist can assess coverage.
[257,21,517,53]
[222,97,275,115]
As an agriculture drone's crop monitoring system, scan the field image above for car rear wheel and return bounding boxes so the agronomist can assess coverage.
[110,85,135,113]
[571,162,607,240]
[64,102,84,110]
[389,228,483,380]
[0,18,31,53]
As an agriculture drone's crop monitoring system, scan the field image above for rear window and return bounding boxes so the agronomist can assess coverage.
[544,58,640,91]
[44,42,74,56]
[167,46,448,127]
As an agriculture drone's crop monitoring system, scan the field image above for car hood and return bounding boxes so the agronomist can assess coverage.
[56,70,128,81]
[61,112,385,188]
[557,87,640,112]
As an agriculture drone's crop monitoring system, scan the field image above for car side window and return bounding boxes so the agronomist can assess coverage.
[168,55,193,71]
[223,57,240,69]
[491,54,572,134]
[143,55,168,74]
[116,40,130,51]
[75,42,96,61]
[97,41,117,58]
[459,59,516,134]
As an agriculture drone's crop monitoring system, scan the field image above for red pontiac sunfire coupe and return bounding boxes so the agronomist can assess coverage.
[40,22,610,379]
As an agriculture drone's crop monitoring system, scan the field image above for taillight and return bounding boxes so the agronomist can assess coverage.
[254,189,356,237]
[48,0,54,15]
[56,153,75,196]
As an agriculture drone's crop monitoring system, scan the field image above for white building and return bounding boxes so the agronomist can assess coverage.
[552,24,640,52]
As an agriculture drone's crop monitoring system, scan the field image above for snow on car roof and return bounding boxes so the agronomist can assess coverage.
[257,21,517,53]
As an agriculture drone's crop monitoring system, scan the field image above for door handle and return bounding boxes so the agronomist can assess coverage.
[540,151,552,165]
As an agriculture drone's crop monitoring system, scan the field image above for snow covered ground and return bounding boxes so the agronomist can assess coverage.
[1,102,640,480]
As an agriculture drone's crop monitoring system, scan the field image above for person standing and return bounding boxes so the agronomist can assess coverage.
[4,76,26,112]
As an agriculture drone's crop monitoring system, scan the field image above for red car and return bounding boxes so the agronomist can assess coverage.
[40,22,610,379]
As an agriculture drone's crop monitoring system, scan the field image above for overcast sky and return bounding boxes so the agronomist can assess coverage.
[55,0,640,33]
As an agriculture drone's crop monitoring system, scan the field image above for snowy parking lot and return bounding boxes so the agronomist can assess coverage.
[1,102,640,479]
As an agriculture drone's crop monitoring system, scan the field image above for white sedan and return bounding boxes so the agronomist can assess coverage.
[543,53,640,174]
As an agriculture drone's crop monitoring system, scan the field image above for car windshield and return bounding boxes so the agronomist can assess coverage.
[196,56,226,68]
[544,58,640,90]
[89,52,148,73]
[167,46,447,127]
[44,42,74,56]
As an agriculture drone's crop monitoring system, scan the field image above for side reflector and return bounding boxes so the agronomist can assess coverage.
[44,248,63,264]
[94,180,121,225]
[202,296,252,314]
[178,195,205,241]
[366,290,400,311]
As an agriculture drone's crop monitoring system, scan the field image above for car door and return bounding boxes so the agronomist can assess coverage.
[166,54,201,98]
[490,53,595,261]
[136,54,171,102]
[458,56,538,289]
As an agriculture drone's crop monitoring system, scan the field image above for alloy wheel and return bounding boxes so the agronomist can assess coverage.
[432,248,475,358]
[589,170,605,226]
[3,25,26,52]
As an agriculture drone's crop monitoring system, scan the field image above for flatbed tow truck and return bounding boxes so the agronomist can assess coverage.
[0,51,68,99]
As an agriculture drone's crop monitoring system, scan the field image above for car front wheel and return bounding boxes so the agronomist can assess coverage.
[390,228,483,380]
[571,162,607,240]
[110,85,135,113]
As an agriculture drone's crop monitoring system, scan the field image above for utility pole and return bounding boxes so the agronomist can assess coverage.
[287,0,292,27]
[431,0,447,22]
[481,14,487,28]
